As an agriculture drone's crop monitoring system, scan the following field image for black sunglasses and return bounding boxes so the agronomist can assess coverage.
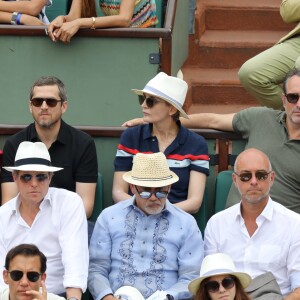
[285,93,300,104]
[135,186,168,199]
[31,97,63,108]
[234,171,271,182]
[8,270,42,282]
[19,173,49,183]
[205,277,235,293]
[138,95,161,108]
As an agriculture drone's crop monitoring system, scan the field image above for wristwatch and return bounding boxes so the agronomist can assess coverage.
[11,12,18,25]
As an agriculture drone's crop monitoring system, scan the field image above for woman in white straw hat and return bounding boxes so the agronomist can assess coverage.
[189,253,252,300]
[113,72,209,214]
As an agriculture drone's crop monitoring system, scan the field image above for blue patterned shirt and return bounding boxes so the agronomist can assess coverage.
[88,198,204,300]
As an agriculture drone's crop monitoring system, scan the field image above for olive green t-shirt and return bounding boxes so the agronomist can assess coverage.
[226,107,300,213]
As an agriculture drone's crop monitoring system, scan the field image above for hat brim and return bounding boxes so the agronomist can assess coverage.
[188,271,252,295]
[132,89,189,119]
[123,170,179,187]
[4,165,63,172]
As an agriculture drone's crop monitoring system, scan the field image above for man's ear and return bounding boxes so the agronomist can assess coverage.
[129,184,135,194]
[3,270,8,284]
[41,273,46,283]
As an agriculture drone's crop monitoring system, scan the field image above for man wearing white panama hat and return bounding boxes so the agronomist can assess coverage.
[0,141,88,300]
[89,152,203,300]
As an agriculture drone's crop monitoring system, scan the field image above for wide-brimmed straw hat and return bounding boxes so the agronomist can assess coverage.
[188,253,252,295]
[4,141,63,172]
[131,72,189,119]
[123,152,179,187]
[114,286,144,300]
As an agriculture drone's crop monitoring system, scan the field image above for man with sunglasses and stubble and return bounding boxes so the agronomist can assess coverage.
[88,152,203,300]
[1,244,65,300]
[0,141,88,300]
[0,76,98,221]
[204,148,300,299]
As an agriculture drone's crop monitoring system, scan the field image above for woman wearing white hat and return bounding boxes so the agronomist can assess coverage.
[189,253,252,300]
[113,72,210,214]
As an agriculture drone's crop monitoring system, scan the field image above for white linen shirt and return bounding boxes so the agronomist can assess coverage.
[0,187,88,295]
[204,198,300,296]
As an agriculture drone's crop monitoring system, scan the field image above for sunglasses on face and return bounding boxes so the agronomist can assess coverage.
[285,93,300,104]
[8,270,42,282]
[135,186,168,199]
[31,97,62,108]
[138,95,161,108]
[19,173,49,183]
[205,277,235,293]
[234,171,271,182]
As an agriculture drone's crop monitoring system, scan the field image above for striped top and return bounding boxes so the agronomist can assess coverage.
[114,123,209,203]
[100,0,158,28]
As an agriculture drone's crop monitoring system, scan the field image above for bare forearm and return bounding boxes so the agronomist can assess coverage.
[0,0,46,16]
[66,287,82,299]
[181,113,235,131]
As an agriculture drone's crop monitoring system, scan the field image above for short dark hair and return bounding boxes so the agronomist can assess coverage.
[29,76,67,103]
[5,244,47,274]
[283,68,300,95]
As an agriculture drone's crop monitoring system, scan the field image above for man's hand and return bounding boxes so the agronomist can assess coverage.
[121,118,146,127]
[25,280,47,300]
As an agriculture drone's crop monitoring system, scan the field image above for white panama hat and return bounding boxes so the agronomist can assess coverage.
[132,72,189,119]
[123,152,178,188]
[4,141,63,172]
[114,286,145,300]
[188,253,252,295]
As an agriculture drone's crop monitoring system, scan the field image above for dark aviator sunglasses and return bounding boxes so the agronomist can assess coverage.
[234,171,271,182]
[31,97,63,108]
[138,95,161,108]
[8,270,42,282]
[19,173,49,183]
[285,93,300,104]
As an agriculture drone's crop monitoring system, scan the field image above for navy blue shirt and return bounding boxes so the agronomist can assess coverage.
[114,123,209,203]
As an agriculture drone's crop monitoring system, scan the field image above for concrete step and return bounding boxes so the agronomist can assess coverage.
[186,30,287,68]
[182,68,258,112]
[205,7,294,31]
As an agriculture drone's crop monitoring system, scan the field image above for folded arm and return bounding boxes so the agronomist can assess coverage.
[0,0,47,16]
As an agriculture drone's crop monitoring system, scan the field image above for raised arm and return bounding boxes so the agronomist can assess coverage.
[180,113,235,131]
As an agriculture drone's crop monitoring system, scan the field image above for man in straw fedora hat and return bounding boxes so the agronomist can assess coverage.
[0,141,88,299]
[205,148,300,299]
[89,152,204,300]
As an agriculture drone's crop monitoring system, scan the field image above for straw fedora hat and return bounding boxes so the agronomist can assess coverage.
[4,141,63,172]
[131,72,189,119]
[123,152,179,187]
[114,286,145,300]
[188,253,252,295]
